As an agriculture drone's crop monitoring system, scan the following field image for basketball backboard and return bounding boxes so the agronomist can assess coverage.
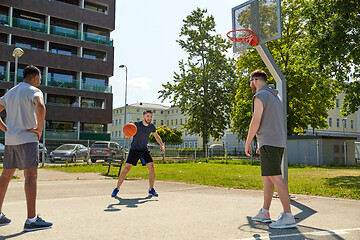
[231,0,282,53]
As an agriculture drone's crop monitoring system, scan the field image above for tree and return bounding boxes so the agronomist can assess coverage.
[231,0,337,138]
[158,8,237,153]
[149,125,183,145]
[303,0,360,116]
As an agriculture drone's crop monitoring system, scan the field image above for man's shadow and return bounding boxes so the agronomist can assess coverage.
[0,231,28,239]
[104,195,158,212]
[239,199,345,240]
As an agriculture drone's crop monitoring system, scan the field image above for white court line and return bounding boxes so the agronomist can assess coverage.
[238,227,360,240]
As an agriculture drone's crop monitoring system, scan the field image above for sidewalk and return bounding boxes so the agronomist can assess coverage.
[0,169,359,240]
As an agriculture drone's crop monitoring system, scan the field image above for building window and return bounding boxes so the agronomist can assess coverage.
[82,73,106,86]
[84,1,108,14]
[343,119,347,129]
[172,110,174,113]
[112,120,114,126]
[336,118,340,128]
[137,109,140,112]
[115,120,118,126]
[81,98,105,109]
[137,118,140,121]
[167,120,169,126]
[115,131,117,137]
[350,120,354,129]
[50,42,77,56]
[161,120,164,125]
[83,48,106,61]
[171,120,173,126]
[12,36,44,50]
[111,132,113,137]
[180,118,183,124]
[176,110,178,113]
[161,111,163,114]
[335,99,340,108]
[153,120,157,125]
[189,142,192,148]
[81,123,105,132]
[153,110,156,113]
[175,119,178,125]
[328,117,333,128]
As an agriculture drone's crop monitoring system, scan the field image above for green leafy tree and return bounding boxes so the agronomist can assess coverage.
[159,8,237,152]
[149,125,183,145]
[231,0,337,138]
[303,0,360,116]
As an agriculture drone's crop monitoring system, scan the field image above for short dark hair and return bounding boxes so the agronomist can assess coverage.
[23,65,41,79]
[250,69,267,82]
[143,109,153,115]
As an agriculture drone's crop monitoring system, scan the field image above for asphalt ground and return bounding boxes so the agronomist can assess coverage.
[0,169,359,240]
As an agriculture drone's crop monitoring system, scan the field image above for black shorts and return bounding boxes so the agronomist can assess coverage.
[126,150,153,166]
[259,145,284,176]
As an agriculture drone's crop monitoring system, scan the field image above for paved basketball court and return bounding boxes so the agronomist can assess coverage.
[0,169,359,240]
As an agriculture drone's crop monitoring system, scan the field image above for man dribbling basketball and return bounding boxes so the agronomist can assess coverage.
[111,110,165,197]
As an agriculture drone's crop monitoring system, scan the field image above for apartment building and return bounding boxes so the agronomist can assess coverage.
[0,0,115,147]
[110,102,221,148]
[306,93,359,140]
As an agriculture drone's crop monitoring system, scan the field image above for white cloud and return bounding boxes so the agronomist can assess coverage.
[127,77,152,90]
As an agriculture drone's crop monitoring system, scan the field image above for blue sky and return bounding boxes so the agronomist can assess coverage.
[110,0,244,109]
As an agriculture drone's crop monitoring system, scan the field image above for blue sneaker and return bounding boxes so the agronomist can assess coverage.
[148,188,158,197]
[111,188,119,198]
[0,213,11,226]
[24,216,52,231]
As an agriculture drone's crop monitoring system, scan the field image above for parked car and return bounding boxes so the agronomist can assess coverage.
[90,141,123,163]
[208,144,224,157]
[0,143,4,161]
[50,144,89,163]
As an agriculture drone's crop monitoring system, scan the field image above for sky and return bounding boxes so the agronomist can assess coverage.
[109,0,245,109]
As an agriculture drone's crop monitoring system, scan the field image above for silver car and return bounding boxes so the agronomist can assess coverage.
[50,144,89,163]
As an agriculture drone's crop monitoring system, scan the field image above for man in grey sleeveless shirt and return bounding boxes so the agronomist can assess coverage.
[245,70,296,229]
[0,65,52,231]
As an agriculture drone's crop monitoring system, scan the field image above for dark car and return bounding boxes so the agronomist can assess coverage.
[50,144,89,163]
[90,141,123,163]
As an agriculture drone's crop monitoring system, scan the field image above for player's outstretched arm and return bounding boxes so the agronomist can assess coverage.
[152,132,165,154]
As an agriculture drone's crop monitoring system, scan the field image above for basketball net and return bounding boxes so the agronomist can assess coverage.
[227,29,258,57]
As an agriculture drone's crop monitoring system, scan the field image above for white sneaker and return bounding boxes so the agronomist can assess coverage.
[269,212,297,229]
[252,209,272,223]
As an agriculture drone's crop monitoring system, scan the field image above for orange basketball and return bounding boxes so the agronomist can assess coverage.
[123,123,137,138]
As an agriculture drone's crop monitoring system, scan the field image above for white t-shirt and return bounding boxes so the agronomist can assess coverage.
[0,82,43,145]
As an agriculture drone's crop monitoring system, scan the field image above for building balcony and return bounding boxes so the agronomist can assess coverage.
[12,17,47,33]
[80,132,110,141]
[8,17,113,46]
[50,25,80,40]
[83,32,113,46]
[82,81,112,93]
[0,73,112,93]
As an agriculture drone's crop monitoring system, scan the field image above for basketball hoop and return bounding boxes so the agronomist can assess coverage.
[227,29,259,56]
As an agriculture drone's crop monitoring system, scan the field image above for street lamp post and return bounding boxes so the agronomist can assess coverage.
[12,47,24,85]
[119,64,128,160]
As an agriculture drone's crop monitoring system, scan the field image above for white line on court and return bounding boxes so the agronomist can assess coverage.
[238,227,360,240]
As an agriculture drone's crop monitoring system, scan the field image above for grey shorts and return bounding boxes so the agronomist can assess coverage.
[259,145,284,176]
[3,142,39,170]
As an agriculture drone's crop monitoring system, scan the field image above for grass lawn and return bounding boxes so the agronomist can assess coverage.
[42,160,360,200]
